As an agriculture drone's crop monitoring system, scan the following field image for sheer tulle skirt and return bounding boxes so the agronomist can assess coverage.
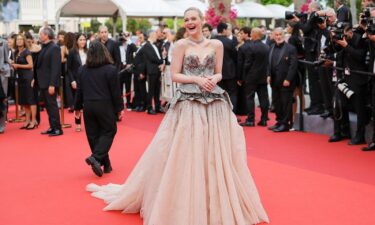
[87,100,269,225]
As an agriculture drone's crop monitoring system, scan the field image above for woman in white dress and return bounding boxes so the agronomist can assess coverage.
[87,7,269,225]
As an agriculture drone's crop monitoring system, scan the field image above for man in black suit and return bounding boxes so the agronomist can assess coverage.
[267,28,298,132]
[335,0,352,25]
[239,28,270,127]
[215,22,238,112]
[36,27,63,136]
[293,2,325,115]
[143,31,164,115]
[132,32,148,112]
[98,26,121,71]
[329,25,369,145]
[118,32,137,110]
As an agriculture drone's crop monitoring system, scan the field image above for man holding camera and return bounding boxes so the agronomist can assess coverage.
[329,24,369,145]
[363,9,375,151]
[292,2,325,116]
[118,32,137,111]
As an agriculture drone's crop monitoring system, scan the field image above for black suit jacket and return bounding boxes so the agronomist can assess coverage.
[337,5,352,26]
[342,33,368,87]
[242,40,270,85]
[35,41,61,89]
[67,49,83,84]
[102,39,121,71]
[142,42,163,76]
[268,42,298,89]
[133,44,146,75]
[125,43,137,65]
[215,35,237,80]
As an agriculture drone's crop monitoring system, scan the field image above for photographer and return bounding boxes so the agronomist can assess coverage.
[118,32,137,110]
[317,9,338,119]
[329,24,369,145]
[363,9,375,151]
[292,1,326,115]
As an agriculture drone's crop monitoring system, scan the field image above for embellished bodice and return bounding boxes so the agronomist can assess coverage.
[169,53,231,108]
[178,53,224,94]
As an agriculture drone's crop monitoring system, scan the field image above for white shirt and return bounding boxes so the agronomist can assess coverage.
[119,44,127,65]
[79,49,87,65]
[151,43,161,59]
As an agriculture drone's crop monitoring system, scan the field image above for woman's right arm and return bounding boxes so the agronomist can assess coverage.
[170,40,214,92]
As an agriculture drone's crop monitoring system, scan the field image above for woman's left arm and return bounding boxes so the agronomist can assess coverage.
[209,40,223,85]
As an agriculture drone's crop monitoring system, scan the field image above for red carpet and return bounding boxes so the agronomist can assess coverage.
[1,107,375,225]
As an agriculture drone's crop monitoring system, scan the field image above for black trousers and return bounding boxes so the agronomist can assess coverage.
[83,100,117,166]
[133,74,147,108]
[272,87,294,126]
[147,74,161,110]
[318,66,334,112]
[218,78,238,112]
[119,70,133,105]
[305,53,323,109]
[245,83,269,122]
[40,88,61,130]
[333,84,368,138]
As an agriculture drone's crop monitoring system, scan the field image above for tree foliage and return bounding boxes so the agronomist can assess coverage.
[126,18,152,34]
[260,0,293,7]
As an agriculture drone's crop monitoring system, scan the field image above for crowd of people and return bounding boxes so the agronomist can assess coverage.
[1,0,375,153]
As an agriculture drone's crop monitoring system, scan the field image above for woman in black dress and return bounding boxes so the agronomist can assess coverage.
[286,21,305,126]
[11,34,37,129]
[74,41,124,177]
[67,33,87,132]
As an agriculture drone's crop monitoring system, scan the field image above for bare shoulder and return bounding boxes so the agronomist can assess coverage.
[208,39,223,49]
[174,38,188,49]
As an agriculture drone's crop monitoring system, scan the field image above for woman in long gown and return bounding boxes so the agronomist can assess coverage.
[87,7,269,225]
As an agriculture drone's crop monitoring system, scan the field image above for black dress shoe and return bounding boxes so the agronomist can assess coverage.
[103,165,113,173]
[268,123,281,130]
[328,134,342,142]
[137,106,145,112]
[272,124,289,132]
[240,121,255,127]
[257,120,267,127]
[147,109,157,115]
[320,111,333,119]
[362,142,375,151]
[348,136,366,145]
[49,129,63,137]
[307,108,325,115]
[85,156,103,177]
[155,108,164,113]
[41,128,54,135]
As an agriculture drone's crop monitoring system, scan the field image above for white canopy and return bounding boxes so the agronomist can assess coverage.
[265,4,289,19]
[233,1,274,18]
[164,0,208,17]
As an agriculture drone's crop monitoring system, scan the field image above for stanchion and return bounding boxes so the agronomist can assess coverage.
[59,76,71,128]
[8,74,25,123]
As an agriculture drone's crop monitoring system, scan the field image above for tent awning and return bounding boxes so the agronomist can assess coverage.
[265,4,288,19]
[233,2,274,18]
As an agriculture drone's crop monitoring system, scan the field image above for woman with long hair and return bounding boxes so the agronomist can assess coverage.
[67,33,87,132]
[74,41,124,177]
[11,34,37,129]
[87,7,269,225]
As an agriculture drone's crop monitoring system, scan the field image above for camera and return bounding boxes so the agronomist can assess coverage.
[330,22,349,41]
[337,82,355,98]
[285,11,308,21]
[367,24,375,35]
[360,7,374,26]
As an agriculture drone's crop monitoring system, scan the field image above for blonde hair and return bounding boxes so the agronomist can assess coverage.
[184,7,203,19]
